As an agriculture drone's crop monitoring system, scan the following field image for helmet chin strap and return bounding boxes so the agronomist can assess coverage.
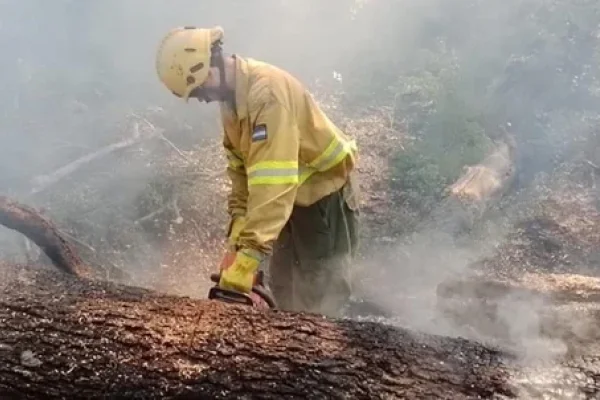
[210,42,234,105]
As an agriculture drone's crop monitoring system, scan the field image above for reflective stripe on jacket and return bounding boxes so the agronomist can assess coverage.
[221,55,358,256]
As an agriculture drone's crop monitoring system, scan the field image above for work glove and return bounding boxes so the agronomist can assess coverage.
[218,249,262,294]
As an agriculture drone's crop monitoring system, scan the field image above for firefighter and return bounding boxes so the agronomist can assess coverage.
[155,26,360,317]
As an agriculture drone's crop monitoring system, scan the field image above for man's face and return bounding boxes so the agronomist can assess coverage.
[190,67,223,103]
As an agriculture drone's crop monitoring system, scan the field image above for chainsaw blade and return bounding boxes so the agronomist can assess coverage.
[208,286,255,306]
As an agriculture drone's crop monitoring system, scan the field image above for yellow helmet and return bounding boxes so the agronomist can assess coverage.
[155,26,224,101]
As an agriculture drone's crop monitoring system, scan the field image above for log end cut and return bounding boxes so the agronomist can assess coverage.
[448,137,516,204]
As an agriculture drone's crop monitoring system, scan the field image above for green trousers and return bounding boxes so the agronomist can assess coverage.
[264,179,359,317]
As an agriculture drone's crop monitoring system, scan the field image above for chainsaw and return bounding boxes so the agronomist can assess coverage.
[208,270,277,309]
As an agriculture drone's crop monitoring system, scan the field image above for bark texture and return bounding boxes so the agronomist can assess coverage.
[0,264,515,400]
[0,196,90,277]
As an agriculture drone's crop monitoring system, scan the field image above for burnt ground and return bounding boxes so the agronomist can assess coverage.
[1,100,600,397]
[1,168,600,398]
[323,143,600,399]
[432,164,600,398]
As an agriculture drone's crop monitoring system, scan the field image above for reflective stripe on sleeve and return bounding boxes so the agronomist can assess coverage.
[309,137,357,172]
[247,160,299,185]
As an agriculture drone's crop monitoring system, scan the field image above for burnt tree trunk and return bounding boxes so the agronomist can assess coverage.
[0,196,516,399]
[0,265,515,400]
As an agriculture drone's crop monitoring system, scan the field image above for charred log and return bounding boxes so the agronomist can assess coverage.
[422,135,517,237]
[0,263,516,400]
[448,135,517,204]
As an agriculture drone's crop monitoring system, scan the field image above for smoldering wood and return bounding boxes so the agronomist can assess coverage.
[435,276,600,397]
[0,264,515,400]
[0,195,517,399]
[448,134,517,204]
[420,135,517,236]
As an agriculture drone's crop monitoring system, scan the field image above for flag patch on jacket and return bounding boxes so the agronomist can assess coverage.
[252,124,268,142]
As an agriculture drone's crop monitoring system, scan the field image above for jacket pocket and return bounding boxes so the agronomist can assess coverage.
[342,172,360,212]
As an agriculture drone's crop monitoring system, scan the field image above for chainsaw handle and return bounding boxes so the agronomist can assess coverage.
[209,273,277,309]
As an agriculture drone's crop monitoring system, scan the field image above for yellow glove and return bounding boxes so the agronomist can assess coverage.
[226,216,246,250]
[218,249,262,294]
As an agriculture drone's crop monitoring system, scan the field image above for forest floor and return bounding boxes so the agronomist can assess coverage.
[1,96,600,398]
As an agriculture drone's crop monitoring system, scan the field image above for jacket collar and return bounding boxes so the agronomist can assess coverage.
[232,54,249,119]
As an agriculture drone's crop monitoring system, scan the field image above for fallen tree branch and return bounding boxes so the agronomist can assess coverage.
[134,201,173,225]
[29,123,146,195]
[133,112,192,163]
[0,196,91,277]
[0,197,131,283]
[586,159,600,171]
[158,130,191,162]
[134,195,182,225]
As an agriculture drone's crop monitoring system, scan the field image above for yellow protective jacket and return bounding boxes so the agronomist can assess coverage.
[221,55,358,256]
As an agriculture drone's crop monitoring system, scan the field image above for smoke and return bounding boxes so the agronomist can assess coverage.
[0,0,368,275]
[0,2,598,390]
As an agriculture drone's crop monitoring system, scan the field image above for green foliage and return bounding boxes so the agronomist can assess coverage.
[389,61,493,209]
[341,0,600,214]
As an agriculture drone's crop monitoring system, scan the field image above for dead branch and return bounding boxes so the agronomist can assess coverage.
[586,159,600,171]
[0,196,91,277]
[59,229,96,254]
[132,112,192,163]
[29,123,146,195]
[134,195,180,225]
